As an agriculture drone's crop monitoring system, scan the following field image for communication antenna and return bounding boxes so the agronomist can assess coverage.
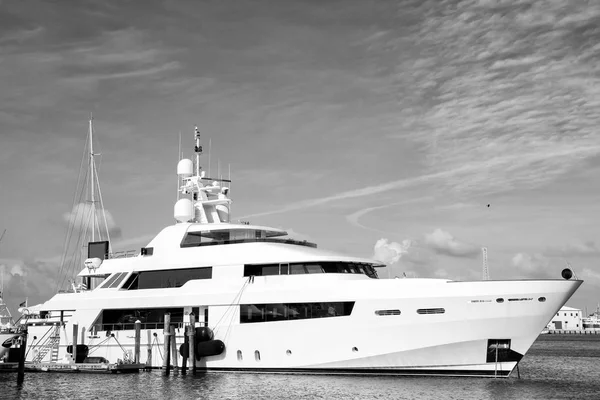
[482,247,489,280]
[194,126,202,177]
[0,229,5,295]
[177,131,182,201]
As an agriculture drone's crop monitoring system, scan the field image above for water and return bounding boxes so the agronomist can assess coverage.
[2,336,599,400]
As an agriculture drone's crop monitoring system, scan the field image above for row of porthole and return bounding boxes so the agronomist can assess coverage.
[496,297,546,303]
[236,347,360,361]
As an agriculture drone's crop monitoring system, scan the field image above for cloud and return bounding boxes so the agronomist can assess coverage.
[346,196,433,231]
[62,202,122,240]
[0,259,59,315]
[511,252,554,278]
[545,241,600,258]
[242,1,600,219]
[373,238,413,265]
[423,228,479,258]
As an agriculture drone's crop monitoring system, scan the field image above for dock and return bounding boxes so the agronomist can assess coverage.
[0,362,145,374]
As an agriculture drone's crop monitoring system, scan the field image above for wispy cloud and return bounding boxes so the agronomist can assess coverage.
[424,228,480,258]
[346,197,433,231]
[545,241,600,258]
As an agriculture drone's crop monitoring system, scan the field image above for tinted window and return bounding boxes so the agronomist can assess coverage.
[240,302,354,323]
[123,267,212,290]
[244,262,378,279]
[93,307,185,331]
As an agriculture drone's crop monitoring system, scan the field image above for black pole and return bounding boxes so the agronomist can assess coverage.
[17,328,28,383]
[182,326,188,375]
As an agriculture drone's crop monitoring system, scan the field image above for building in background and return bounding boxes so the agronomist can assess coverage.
[548,306,582,331]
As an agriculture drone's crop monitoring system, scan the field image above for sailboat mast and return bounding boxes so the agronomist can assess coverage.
[89,117,96,242]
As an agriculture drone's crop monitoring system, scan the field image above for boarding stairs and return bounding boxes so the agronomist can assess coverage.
[31,325,61,363]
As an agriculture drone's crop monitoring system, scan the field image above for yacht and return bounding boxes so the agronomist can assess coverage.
[24,125,582,377]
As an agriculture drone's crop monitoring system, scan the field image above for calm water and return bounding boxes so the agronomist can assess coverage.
[1,336,599,400]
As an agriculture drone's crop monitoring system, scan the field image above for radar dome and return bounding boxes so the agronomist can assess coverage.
[177,159,193,177]
[84,257,103,270]
[174,198,194,222]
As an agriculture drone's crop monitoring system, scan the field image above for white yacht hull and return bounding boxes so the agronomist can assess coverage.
[25,276,581,377]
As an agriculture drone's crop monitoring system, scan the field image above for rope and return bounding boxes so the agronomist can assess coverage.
[25,325,55,358]
[112,335,128,354]
[86,336,111,354]
[55,133,89,292]
[153,335,163,360]
[213,277,251,341]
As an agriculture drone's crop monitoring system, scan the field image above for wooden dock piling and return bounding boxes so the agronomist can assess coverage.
[189,313,196,373]
[163,313,171,374]
[17,329,28,383]
[147,331,153,368]
[182,325,189,374]
[72,323,78,364]
[170,325,178,370]
[134,320,141,364]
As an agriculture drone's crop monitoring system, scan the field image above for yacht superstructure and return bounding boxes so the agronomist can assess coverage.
[24,126,582,377]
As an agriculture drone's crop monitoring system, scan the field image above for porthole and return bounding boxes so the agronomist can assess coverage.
[254,350,261,361]
[538,297,546,302]
[496,298,504,303]
[237,350,243,361]
[352,347,358,352]
[286,350,292,356]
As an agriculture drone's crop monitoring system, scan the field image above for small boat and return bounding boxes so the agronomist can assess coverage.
[0,294,21,361]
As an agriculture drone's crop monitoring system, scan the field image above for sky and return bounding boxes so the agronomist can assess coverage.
[1,0,600,316]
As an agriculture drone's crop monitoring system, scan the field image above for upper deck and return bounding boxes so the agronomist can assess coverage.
[78,223,384,277]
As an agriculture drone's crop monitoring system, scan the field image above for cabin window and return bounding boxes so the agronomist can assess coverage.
[375,309,401,316]
[91,307,185,331]
[240,302,355,323]
[254,350,261,361]
[237,350,243,361]
[243,262,379,279]
[107,272,129,288]
[99,272,125,289]
[290,264,306,274]
[416,308,445,315]
[280,263,289,275]
[122,267,212,290]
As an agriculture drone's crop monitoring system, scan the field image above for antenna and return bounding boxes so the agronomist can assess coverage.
[177,131,182,201]
[208,138,212,178]
[482,247,489,280]
[0,229,5,295]
[194,126,202,177]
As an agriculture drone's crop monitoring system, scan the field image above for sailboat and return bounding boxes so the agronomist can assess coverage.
[55,117,112,294]
[0,230,21,360]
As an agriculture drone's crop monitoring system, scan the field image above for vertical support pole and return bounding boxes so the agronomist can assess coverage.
[516,363,521,379]
[17,329,28,383]
[72,322,78,364]
[182,325,188,375]
[146,330,152,368]
[189,313,196,374]
[134,320,141,364]
[163,313,171,374]
[80,326,86,346]
[494,343,498,378]
[170,325,178,370]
